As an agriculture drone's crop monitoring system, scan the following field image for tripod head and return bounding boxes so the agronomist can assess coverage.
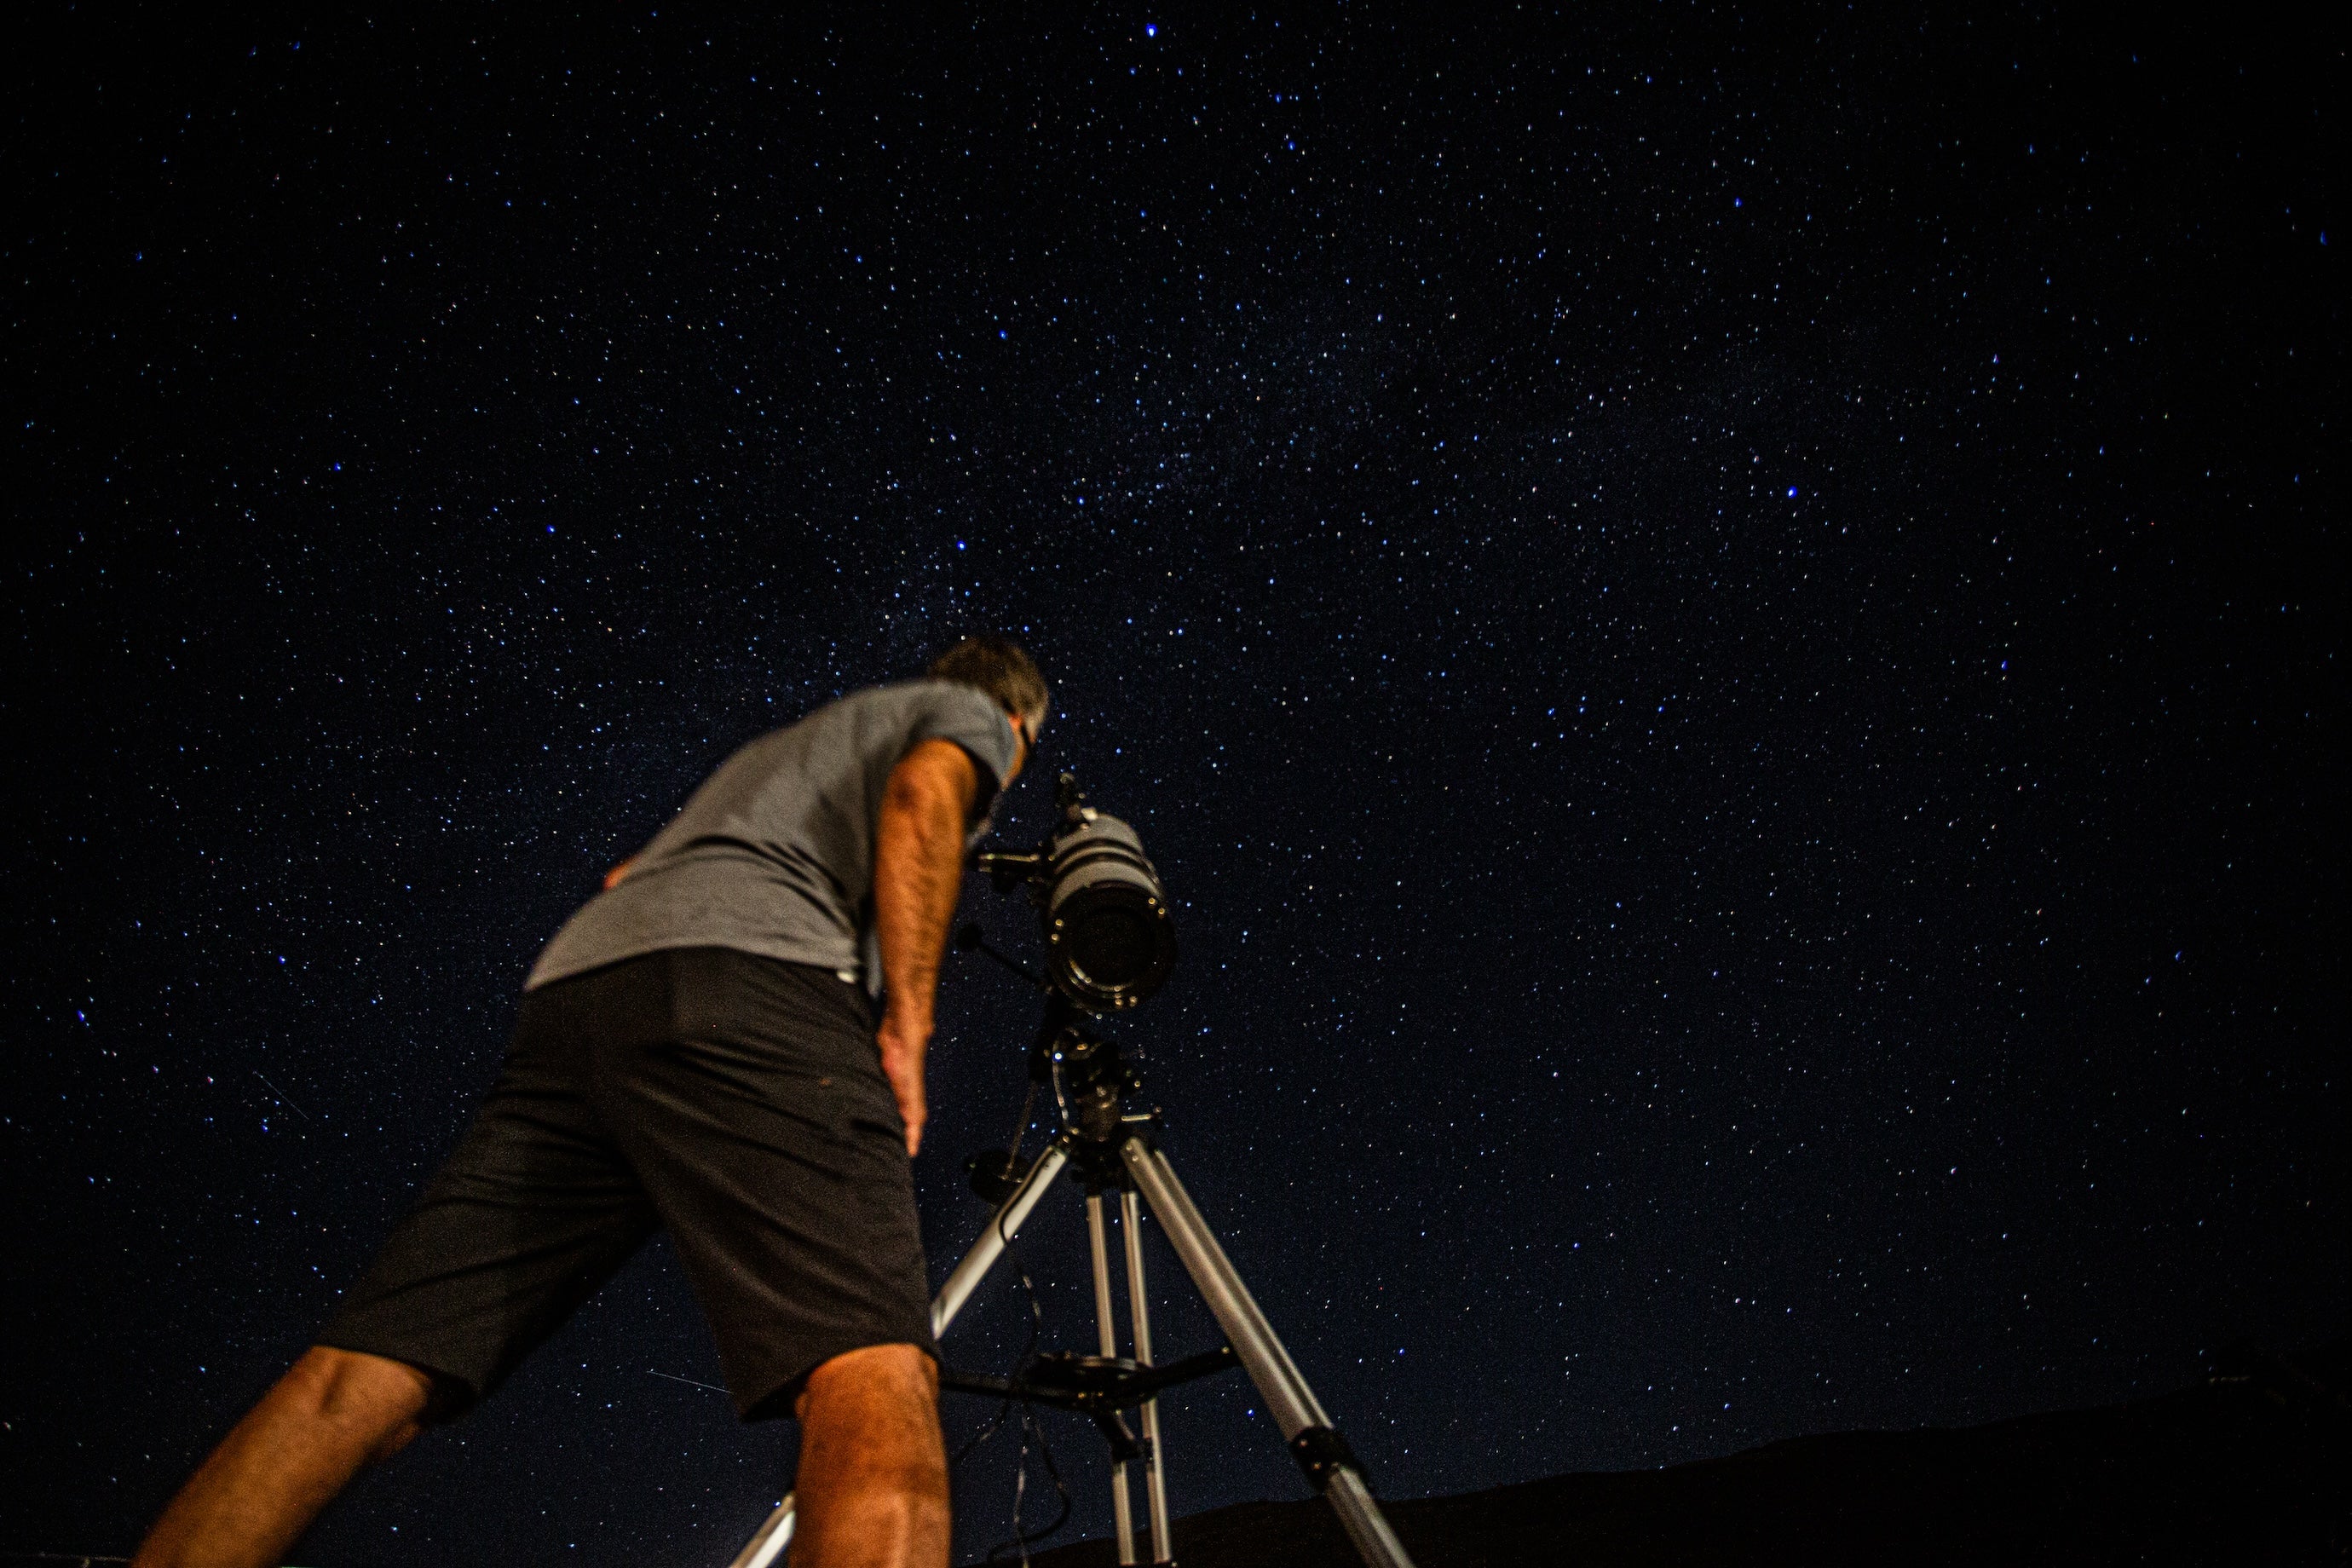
[1035,988,1145,1145]
[961,977,1156,1204]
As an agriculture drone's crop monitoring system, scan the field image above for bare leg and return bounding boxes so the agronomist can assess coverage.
[132,1346,436,1568]
[790,1343,948,1568]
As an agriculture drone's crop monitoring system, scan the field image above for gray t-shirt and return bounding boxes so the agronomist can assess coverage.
[525,681,1020,993]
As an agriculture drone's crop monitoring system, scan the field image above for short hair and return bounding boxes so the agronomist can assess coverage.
[927,636,1049,730]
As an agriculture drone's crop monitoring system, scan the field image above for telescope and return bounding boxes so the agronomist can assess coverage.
[727,770,1415,1568]
[975,771,1178,1012]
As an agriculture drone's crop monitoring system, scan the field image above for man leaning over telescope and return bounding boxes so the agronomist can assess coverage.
[134,637,1048,1568]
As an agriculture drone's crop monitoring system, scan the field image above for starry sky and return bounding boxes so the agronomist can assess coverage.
[4,8,2339,1564]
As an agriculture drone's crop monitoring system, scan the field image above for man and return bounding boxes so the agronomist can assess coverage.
[133,636,1048,1568]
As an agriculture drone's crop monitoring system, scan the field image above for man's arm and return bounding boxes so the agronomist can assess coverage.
[873,738,982,1157]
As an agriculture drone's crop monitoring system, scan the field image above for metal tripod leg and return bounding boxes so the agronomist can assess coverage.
[726,1493,795,1568]
[936,1143,1071,1338]
[1120,1139,1417,1568]
[1121,1186,1174,1565]
[729,1143,1074,1568]
[1088,1191,1139,1565]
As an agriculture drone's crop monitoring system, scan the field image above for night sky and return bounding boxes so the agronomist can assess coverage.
[5,9,2339,1564]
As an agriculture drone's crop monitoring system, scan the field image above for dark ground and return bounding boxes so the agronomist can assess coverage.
[1030,1340,2350,1567]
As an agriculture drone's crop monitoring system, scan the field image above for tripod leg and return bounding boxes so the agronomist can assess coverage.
[726,1493,793,1568]
[1088,1192,1140,1565]
[933,1140,1070,1338]
[1120,1139,1417,1568]
[1121,1187,1174,1565]
[729,1143,1072,1568]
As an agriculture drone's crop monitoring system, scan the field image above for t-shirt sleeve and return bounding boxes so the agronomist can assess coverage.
[908,682,1021,819]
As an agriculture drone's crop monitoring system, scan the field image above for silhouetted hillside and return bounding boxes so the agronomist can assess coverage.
[1031,1342,2347,1567]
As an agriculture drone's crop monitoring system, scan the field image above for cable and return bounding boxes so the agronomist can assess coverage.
[1005,1080,1039,1163]
[949,1222,1043,1472]
[986,1400,1072,1565]
[953,1081,1075,1563]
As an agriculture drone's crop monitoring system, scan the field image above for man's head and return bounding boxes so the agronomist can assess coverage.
[927,636,1049,773]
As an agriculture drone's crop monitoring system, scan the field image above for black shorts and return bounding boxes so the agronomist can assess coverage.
[318,947,933,1422]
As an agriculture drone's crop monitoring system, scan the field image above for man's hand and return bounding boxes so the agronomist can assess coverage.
[875,1005,932,1161]
[872,738,981,1158]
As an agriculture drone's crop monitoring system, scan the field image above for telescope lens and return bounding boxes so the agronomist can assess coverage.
[1045,813,1177,1009]
[1068,904,1157,985]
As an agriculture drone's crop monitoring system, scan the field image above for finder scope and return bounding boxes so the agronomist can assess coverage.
[977,771,1178,1011]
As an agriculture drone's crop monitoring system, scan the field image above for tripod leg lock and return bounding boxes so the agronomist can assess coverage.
[1089,1408,1150,1465]
[1286,1425,1367,1492]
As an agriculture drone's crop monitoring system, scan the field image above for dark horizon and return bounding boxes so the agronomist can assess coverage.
[5,8,2339,1564]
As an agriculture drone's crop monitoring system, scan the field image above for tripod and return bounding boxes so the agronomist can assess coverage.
[725,996,1416,1568]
